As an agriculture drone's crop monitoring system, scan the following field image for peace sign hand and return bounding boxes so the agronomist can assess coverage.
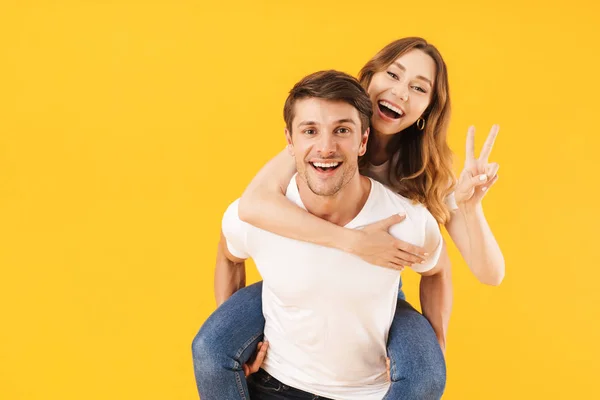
[454,125,500,208]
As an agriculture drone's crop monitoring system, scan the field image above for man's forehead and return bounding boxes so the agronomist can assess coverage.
[293,97,360,125]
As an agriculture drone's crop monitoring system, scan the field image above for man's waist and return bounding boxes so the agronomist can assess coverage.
[261,359,389,400]
[262,331,389,389]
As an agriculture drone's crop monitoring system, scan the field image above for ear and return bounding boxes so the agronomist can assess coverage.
[285,128,294,156]
[358,127,370,156]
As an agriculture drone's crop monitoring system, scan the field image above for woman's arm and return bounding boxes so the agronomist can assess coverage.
[445,125,505,286]
[238,149,428,268]
[446,204,504,285]
[238,149,357,251]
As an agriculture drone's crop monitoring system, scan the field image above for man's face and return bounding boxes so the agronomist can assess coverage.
[286,98,369,197]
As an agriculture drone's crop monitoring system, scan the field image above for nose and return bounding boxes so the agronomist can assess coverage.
[316,132,336,156]
[391,83,409,102]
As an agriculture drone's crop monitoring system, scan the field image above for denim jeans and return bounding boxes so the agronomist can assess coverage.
[248,369,333,400]
[192,281,445,400]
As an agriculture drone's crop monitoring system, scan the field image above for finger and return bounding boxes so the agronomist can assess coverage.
[394,250,424,265]
[377,213,406,229]
[387,260,405,271]
[468,172,489,187]
[253,341,269,367]
[485,162,499,178]
[396,240,428,257]
[243,364,250,377]
[386,357,391,381]
[481,175,499,192]
[479,124,499,163]
[466,126,476,161]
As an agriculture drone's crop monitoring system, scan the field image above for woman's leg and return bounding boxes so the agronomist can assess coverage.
[383,299,446,400]
[191,281,265,400]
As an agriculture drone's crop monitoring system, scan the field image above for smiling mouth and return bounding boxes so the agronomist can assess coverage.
[378,100,404,119]
[309,161,342,173]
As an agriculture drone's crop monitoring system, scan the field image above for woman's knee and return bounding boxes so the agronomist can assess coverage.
[191,323,228,375]
[387,303,446,396]
[191,282,265,373]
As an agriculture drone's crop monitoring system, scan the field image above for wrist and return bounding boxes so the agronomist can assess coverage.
[457,202,484,218]
[341,229,363,254]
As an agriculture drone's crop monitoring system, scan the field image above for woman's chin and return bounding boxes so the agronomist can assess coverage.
[372,120,408,136]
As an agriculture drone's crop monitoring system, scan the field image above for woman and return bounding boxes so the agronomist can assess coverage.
[193,37,504,399]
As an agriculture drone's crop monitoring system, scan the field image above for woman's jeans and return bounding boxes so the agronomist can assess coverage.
[192,282,445,399]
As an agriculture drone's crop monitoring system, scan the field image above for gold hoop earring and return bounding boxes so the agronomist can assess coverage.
[416,118,426,131]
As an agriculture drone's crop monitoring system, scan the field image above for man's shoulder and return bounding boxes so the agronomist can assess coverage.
[367,178,437,229]
[370,178,427,211]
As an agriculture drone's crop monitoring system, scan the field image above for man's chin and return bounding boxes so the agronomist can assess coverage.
[306,180,342,197]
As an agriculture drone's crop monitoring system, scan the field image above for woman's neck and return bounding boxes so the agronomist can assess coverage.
[369,130,393,166]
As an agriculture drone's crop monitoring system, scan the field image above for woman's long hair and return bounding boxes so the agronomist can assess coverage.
[358,37,455,225]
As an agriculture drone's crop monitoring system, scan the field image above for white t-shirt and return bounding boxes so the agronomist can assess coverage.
[222,176,443,400]
[363,157,458,211]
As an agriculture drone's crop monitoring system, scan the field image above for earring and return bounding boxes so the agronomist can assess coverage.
[416,118,426,131]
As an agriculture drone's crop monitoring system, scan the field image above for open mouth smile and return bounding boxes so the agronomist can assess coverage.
[378,100,405,120]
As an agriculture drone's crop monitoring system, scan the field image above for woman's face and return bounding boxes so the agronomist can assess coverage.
[367,49,436,136]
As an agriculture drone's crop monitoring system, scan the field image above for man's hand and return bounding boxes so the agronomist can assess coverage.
[349,214,429,270]
[386,357,391,382]
[243,341,269,377]
[455,125,500,208]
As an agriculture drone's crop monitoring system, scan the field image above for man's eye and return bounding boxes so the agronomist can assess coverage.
[304,129,316,135]
[336,128,350,134]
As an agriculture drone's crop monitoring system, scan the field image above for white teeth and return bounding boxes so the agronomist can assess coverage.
[313,162,339,168]
[379,100,404,116]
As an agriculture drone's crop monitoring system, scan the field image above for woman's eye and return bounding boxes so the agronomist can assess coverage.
[412,86,427,93]
[387,71,399,80]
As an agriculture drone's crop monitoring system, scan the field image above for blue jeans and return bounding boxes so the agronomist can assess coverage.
[192,281,445,399]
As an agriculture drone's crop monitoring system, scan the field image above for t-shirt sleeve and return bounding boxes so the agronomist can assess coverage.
[410,210,443,274]
[221,199,250,260]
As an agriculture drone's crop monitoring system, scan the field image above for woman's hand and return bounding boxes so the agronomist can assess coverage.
[348,214,428,271]
[454,125,500,209]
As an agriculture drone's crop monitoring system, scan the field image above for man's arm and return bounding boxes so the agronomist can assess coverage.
[214,231,247,307]
[418,240,453,353]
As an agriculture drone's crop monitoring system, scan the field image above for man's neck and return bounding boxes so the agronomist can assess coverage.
[296,174,371,227]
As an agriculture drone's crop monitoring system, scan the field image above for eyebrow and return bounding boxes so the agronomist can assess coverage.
[297,118,357,127]
[392,61,433,87]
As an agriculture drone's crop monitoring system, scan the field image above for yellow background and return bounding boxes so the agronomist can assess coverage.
[1,1,599,399]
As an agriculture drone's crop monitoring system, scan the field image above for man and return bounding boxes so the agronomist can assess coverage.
[214,70,446,399]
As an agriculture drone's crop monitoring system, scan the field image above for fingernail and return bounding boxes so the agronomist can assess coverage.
[421,261,426,264]
[482,187,488,192]
[423,252,429,256]
[479,174,487,181]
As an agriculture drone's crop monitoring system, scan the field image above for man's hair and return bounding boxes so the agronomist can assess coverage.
[283,70,372,133]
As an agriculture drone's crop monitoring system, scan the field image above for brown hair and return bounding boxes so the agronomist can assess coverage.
[358,37,455,225]
[283,70,373,134]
